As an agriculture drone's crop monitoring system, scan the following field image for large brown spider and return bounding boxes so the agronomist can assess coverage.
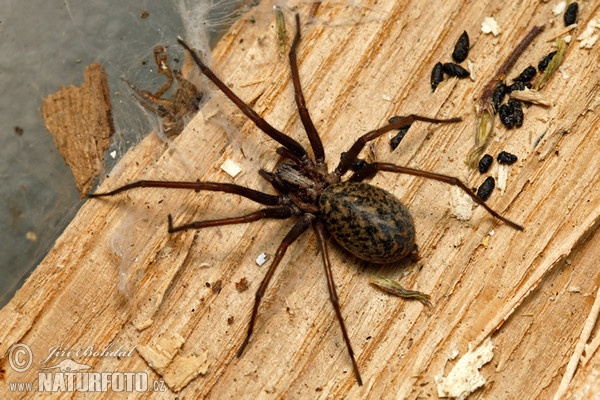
[90,14,523,385]
[124,45,203,136]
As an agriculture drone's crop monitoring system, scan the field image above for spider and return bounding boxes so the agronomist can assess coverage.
[90,14,523,386]
[124,45,203,136]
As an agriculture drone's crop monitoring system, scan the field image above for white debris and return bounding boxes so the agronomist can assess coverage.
[450,186,474,221]
[510,88,552,107]
[110,150,117,159]
[220,158,242,177]
[435,338,495,400]
[552,0,567,16]
[497,164,510,193]
[577,18,600,49]
[256,252,269,266]
[481,17,501,36]
[568,286,582,293]
[466,59,476,81]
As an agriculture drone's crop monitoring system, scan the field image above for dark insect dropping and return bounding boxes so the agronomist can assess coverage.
[478,154,494,173]
[498,104,516,129]
[564,2,579,26]
[492,83,509,112]
[477,177,495,201]
[513,65,536,83]
[508,99,524,128]
[508,81,532,93]
[538,51,557,72]
[497,151,518,165]
[390,124,411,150]
[431,62,444,91]
[442,62,470,78]
[452,31,470,63]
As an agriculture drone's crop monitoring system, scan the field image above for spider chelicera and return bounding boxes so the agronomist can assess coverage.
[90,14,523,385]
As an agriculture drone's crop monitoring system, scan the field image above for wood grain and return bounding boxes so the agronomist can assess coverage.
[2,0,599,398]
[41,63,114,197]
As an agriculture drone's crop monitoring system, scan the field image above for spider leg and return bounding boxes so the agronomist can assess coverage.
[334,115,462,177]
[123,79,174,114]
[89,180,283,207]
[153,45,174,98]
[314,220,363,386]
[289,14,325,164]
[177,38,309,162]
[350,162,524,231]
[168,207,294,233]
[237,213,314,357]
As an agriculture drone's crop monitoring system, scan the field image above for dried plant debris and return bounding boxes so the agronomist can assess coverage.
[564,2,579,27]
[235,277,249,293]
[477,176,495,201]
[478,154,493,174]
[452,31,470,63]
[369,275,431,307]
[497,151,518,165]
[274,6,287,57]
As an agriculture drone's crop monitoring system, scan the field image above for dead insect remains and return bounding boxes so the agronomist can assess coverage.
[125,45,203,137]
[90,14,523,386]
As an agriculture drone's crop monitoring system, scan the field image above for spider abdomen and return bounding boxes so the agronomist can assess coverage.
[319,181,416,264]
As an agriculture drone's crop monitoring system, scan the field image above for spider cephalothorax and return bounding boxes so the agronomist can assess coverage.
[90,14,523,386]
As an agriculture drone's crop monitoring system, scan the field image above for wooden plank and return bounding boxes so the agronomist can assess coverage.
[2,0,599,398]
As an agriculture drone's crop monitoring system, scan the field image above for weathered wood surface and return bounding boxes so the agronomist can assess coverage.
[2,0,600,398]
[41,63,114,197]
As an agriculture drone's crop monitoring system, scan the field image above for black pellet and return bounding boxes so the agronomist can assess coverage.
[497,151,518,165]
[507,81,532,93]
[390,125,411,150]
[478,154,494,173]
[452,31,470,63]
[431,62,444,91]
[538,51,557,72]
[492,83,509,112]
[508,99,524,128]
[477,176,495,201]
[564,2,578,26]
[513,65,536,83]
[442,62,470,78]
[499,104,516,129]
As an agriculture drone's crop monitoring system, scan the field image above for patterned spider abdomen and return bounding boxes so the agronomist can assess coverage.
[319,182,416,264]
